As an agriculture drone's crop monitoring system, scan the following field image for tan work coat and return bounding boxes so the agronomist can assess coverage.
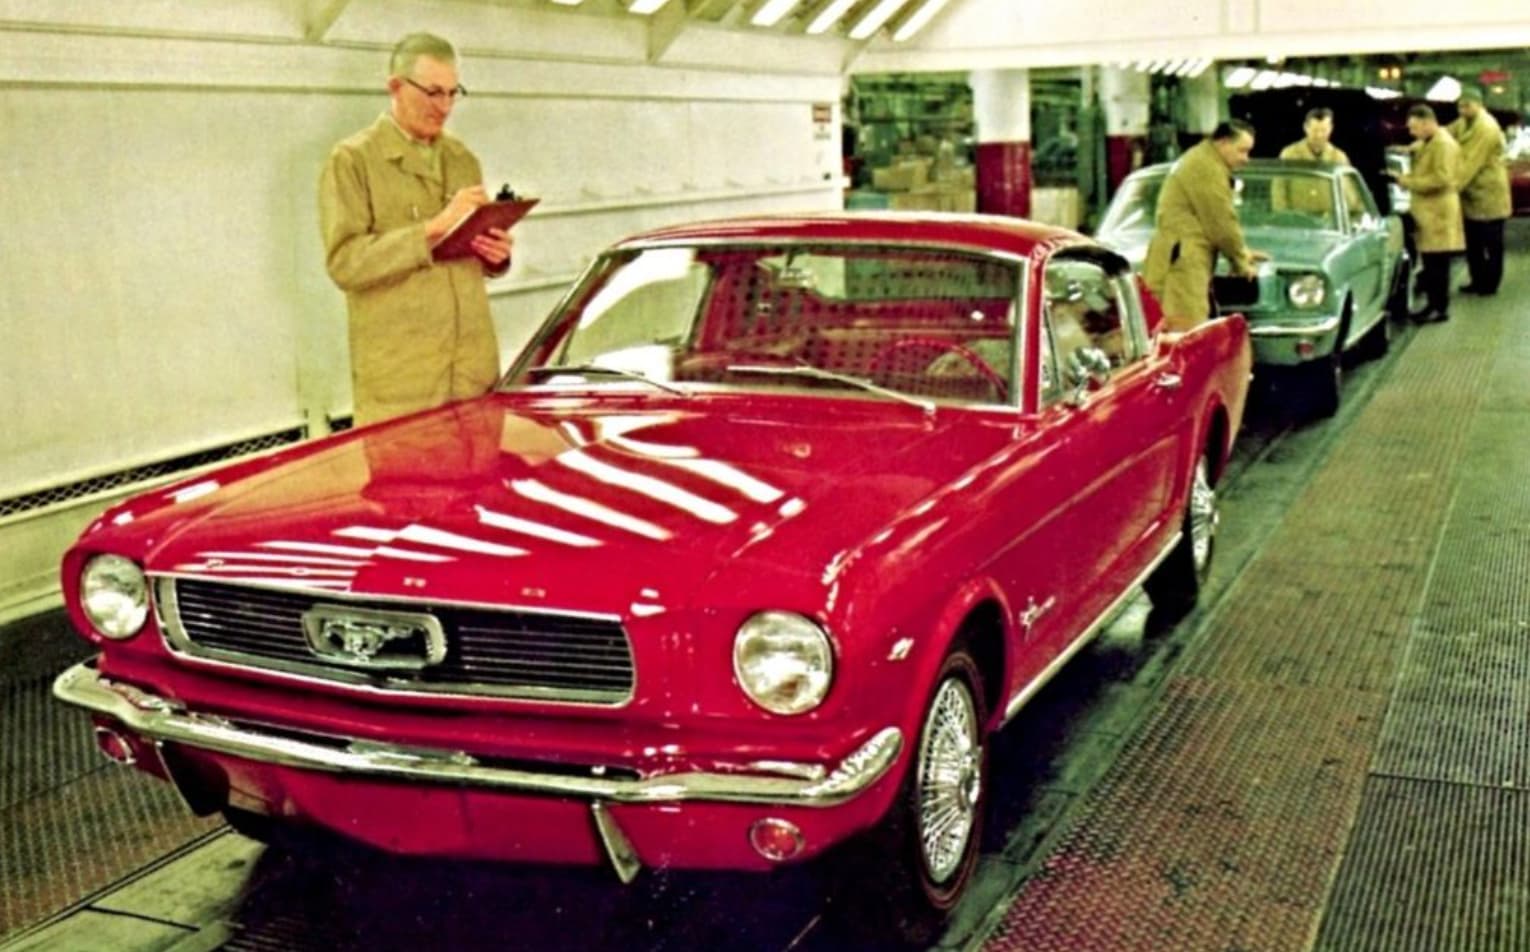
[1447,111,1512,221]
[1399,130,1466,254]
[319,115,503,426]
[1278,140,1351,165]
[1142,140,1252,330]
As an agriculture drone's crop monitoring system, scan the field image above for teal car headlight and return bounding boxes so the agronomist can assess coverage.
[733,611,834,715]
[80,554,149,639]
[1286,273,1327,309]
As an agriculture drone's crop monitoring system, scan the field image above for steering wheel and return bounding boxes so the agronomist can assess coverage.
[866,337,1009,402]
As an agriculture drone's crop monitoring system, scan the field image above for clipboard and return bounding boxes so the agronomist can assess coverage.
[430,197,539,262]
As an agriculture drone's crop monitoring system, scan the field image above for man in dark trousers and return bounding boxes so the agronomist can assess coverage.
[1448,88,1511,295]
[1390,105,1463,324]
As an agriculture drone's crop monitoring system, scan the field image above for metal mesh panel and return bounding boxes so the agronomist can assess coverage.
[0,427,306,521]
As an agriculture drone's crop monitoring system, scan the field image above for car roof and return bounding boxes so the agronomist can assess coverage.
[614,212,1081,259]
[1127,157,1345,180]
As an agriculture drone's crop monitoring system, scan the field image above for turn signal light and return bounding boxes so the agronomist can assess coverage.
[748,818,805,862]
[1295,340,1316,357]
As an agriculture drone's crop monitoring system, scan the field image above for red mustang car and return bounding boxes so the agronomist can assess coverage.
[55,213,1250,939]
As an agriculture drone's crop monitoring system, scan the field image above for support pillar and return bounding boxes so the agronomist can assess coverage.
[969,69,1031,218]
[1101,67,1150,194]
[1183,66,1222,138]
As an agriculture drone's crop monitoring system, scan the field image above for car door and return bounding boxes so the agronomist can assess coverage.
[1340,170,1389,331]
[1025,252,1194,653]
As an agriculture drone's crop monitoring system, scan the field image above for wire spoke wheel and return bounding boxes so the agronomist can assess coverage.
[916,675,981,885]
[1188,456,1218,577]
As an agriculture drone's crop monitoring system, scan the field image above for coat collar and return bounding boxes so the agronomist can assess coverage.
[372,114,465,183]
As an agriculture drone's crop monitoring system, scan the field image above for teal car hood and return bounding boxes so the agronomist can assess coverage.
[1097,226,1346,273]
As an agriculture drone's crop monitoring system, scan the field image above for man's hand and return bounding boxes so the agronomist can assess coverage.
[425,185,489,244]
[472,227,513,269]
[1238,250,1268,280]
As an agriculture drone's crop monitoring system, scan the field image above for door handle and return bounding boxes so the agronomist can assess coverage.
[1154,372,1183,390]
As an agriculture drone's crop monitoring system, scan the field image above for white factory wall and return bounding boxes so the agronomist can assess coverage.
[0,0,848,620]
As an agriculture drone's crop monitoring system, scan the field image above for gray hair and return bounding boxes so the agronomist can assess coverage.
[389,33,456,78]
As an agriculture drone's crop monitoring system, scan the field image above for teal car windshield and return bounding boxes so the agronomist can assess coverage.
[1098,168,1341,234]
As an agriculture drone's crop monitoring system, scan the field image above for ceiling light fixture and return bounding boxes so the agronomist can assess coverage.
[1425,75,1461,101]
[890,0,952,41]
[1224,66,1258,89]
[805,0,855,34]
[848,0,910,40]
[628,0,671,14]
[751,0,800,27]
[549,0,584,5]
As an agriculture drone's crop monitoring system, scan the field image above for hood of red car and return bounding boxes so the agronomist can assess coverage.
[134,393,1011,616]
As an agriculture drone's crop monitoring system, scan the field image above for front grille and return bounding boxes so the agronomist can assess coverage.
[1213,274,1262,308]
[160,578,635,705]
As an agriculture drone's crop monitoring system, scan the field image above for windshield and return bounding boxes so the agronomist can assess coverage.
[506,243,1022,407]
[1100,168,1341,234]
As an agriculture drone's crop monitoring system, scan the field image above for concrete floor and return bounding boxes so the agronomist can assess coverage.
[3,224,1526,951]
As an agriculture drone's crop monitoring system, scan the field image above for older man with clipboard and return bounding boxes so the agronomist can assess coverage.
[319,32,525,426]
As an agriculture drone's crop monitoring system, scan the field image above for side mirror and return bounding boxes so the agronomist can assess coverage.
[1065,347,1112,406]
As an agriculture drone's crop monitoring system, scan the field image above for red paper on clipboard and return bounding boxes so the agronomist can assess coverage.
[430,197,539,262]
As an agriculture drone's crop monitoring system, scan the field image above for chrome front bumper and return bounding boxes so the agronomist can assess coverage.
[1248,314,1342,337]
[52,660,902,808]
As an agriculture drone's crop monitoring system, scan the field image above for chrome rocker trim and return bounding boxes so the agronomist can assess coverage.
[53,660,902,808]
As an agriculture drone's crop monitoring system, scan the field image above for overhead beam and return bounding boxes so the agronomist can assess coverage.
[648,0,688,62]
[302,0,351,43]
[687,0,745,21]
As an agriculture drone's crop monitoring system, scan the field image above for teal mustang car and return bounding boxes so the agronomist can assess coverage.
[1097,159,1411,416]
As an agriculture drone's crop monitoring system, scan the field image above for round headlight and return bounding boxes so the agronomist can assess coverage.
[732,611,834,715]
[80,554,149,640]
[1287,273,1326,309]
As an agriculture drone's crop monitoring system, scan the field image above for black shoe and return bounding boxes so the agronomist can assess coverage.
[1410,309,1449,324]
[1460,285,1488,295]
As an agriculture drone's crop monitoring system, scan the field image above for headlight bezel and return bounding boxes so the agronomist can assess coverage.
[1286,272,1327,309]
[79,554,150,640]
[732,611,835,716]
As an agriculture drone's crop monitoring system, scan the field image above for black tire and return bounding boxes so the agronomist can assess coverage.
[826,646,988,947]
[1304,347,1342,419]
[1386,256,1418,320]
[1354,308,1391,362]
[1145,454,1218,620]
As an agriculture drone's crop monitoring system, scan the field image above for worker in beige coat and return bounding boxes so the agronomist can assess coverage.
[1143,120,1265,332]
[1278,107,1351,165]
[1447,88,1511,295]
[319,33,512,427]
[1389,104,1464,323]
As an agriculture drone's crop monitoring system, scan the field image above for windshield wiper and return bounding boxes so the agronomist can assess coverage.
[725,363,934,414]
[526,364,688,396]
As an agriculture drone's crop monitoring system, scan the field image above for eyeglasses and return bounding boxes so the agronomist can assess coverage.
[402,77,468,104]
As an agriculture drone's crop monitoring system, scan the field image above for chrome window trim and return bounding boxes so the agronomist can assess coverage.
[155,576,636,708]
[504,239,1030,412]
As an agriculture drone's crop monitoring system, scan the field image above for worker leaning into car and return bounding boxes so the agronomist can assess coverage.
[319,32,512,427]
[1143,119,1267,332]
[1447,88,1512,296]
